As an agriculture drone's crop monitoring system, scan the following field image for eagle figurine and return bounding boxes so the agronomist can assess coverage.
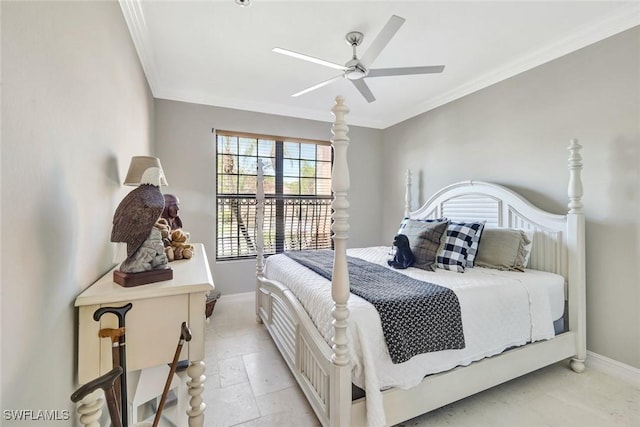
[111,162,166,271]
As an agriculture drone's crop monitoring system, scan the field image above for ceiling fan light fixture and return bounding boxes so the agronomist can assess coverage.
[344,59,367,80]
[235,0,251,7]
[345,65,367,80]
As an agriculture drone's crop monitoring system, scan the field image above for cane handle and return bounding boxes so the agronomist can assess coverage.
[180,321,192,342]
[71,366,123,403]
[93,303,133,326]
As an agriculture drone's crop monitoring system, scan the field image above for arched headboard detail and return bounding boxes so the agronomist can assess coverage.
[408,180,568,279]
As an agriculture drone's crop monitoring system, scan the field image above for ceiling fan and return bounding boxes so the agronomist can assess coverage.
[273,15,445,103]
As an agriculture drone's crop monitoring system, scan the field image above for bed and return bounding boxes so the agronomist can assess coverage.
[254,96,586,427]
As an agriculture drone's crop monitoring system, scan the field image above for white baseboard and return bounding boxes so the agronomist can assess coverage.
[587,351,640,387]
[219,291,254,303]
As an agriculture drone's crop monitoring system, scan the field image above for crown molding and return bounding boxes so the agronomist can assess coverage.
[384,3,640,128]
[118,0,385,128]
[119,0,160,94]
[120,1,639,130]
[155,87,385,129]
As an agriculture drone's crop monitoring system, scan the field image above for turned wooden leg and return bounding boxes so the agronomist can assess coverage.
[570,357,586,373]
[76,390,103,427]
[186,360,206,427]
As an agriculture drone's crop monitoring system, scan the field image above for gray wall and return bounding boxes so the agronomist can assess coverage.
[382,27,640,369]
[1,1,154,420]
[155,99,383,296]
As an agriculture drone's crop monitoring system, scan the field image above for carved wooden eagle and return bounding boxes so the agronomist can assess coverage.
[111,183,164,262]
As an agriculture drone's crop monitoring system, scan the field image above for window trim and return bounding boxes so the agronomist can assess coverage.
[216,129,330,147]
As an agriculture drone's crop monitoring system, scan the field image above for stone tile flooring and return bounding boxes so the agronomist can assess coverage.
[202,293,639,427]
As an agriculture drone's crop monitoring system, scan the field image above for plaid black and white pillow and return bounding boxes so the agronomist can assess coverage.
[437,222,485,273]
[463,221,486,267]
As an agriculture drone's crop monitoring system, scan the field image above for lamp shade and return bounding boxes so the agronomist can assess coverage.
[123,156,168,186]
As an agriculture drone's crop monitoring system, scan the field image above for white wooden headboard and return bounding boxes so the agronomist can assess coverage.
[406,179,568,279]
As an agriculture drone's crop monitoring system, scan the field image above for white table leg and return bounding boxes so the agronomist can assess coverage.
[186,360,206,427]
[76,390,103,427]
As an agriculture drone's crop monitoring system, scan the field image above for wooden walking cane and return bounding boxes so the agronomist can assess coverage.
[152,322,192,427]
[99,327,126,414]
[94,303,133,427]
[71,366,124,427]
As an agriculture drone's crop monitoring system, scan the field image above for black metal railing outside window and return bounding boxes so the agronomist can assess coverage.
[216,131,332,260]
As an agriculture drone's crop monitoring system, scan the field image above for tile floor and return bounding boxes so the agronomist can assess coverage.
[202,292,639,427]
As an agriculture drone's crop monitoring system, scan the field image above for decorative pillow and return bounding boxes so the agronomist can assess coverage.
[397,219,449,271]
[461,221,486,267]
[437,222,484,273]
[475,228,532,272]
[397,217,447,235]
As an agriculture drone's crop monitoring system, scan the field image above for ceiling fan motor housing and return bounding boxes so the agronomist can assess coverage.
[344,59,368,80]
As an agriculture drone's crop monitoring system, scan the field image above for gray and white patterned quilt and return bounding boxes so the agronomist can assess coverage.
[284,249,465,363]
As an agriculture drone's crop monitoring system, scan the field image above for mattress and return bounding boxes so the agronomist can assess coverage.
[263,246,565,427]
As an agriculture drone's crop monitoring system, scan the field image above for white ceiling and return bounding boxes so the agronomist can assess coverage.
[121,1,640,129]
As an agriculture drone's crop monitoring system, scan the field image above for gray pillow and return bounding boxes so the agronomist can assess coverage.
[398,219,449,271]
[475,228,531,272]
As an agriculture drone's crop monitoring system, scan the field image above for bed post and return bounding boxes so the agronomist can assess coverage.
[404,169,412,218]
[329,96,351,427]
[255,159,265,324]
[567,139,586,373]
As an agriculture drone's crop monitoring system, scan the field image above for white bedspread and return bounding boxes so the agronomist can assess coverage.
[263,246,564,427]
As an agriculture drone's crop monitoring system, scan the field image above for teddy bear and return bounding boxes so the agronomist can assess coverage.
[155,219,195,261]
[154,218,172,247]
[165,228,195,261]
[387,234,415,269]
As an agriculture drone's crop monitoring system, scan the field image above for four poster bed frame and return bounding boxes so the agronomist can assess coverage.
[254,96,586,427]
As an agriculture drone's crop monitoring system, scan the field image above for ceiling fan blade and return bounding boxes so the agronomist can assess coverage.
[367,65,445,78]
[273,47,348,71]
[360,15,405,66]
[351,79,376,103]
[292,74,344,97]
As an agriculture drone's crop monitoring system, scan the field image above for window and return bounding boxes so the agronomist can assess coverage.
[216,130,332,260]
